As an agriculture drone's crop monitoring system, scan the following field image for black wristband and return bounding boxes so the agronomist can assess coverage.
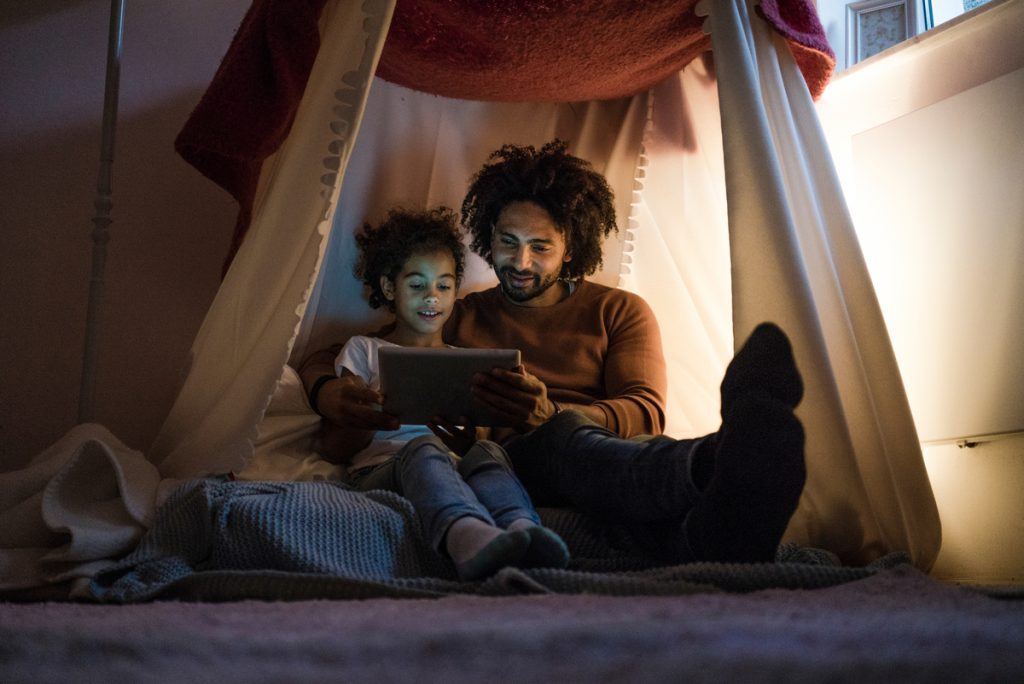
[308,374,336,416]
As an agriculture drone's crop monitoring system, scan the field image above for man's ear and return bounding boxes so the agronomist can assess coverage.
[380,276,395,301]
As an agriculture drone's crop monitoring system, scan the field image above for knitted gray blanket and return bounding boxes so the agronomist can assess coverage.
[90,479,905,603]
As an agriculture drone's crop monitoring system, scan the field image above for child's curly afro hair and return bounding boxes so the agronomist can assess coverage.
[353,206,466,311]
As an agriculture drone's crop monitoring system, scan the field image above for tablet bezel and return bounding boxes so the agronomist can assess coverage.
[378,346,521,425]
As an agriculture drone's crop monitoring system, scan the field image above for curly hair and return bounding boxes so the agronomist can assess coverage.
[353,206,466,311]
[461,139,617,280]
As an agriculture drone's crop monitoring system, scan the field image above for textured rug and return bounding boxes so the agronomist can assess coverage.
[2,565,1022,683]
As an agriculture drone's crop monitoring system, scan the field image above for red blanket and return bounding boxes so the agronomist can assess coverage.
[377,0,834,102]
[176,0,834,269]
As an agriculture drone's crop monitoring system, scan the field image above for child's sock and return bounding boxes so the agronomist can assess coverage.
[524,526,571,569]
[506,519,571,569]
[507,518,535,533]
[446,517,530,581]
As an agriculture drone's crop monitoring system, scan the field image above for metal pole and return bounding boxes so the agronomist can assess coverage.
[78,0,125,423]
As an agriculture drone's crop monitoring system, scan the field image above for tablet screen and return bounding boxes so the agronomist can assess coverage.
[378,346,521,425]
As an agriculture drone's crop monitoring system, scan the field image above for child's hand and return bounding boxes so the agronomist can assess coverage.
[329,374,400,431]
[428,417,476,456]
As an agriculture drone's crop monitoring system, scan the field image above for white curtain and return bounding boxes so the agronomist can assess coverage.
[291,82,649,364]
[623,57,735,439]
[151,0,397,477]
[704,0,940,567]
[151,0,940,568]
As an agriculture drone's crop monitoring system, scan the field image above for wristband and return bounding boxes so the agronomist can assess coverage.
[550,399,563,417]
[308,374,336,416]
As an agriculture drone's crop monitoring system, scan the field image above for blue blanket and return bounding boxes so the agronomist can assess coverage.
[91,479,905,602]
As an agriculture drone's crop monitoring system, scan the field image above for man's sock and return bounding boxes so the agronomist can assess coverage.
[683,391,806,563]
[689,436,717,491]
[720,322,804,414]
[446,518,531,581]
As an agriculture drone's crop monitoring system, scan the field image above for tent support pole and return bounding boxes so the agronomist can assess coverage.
[78,0,125,424]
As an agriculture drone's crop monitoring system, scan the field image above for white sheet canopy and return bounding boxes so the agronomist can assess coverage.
[149,0,941,568]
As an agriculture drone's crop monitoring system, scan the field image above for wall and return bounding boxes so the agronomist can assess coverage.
[0,1,248,467]
[924,438,1024,584]
[816,0,1024,583]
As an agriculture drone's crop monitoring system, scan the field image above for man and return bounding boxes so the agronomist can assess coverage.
[301,140,806,563]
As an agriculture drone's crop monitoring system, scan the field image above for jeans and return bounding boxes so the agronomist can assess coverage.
[351,435,540,552]
[503,410,708,526]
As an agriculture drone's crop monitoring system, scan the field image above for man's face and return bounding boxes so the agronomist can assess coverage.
[491,201,572,307]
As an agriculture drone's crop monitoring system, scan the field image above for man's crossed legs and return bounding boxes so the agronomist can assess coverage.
[505,322,806,563]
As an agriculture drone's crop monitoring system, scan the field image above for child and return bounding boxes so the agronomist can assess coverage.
[326,207,569,581]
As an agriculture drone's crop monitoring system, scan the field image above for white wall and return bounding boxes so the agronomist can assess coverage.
[849,67,1024,443]
[924,437,1024,584]
[817,0,1024,583]
[0,1,249,467]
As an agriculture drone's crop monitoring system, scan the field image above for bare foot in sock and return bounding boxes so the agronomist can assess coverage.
[446,517,531,581]
[720,322,804,414]
[684,391,806,563]
[508,519,571,569]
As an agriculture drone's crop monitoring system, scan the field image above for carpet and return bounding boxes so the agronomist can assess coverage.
[2,565,1021,683]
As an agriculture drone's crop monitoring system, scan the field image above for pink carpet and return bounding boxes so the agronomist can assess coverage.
[3,566,1021,683]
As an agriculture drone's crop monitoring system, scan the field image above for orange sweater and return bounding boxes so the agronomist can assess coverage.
[444,281,666,438]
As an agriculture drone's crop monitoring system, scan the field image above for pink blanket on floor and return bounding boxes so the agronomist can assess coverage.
[175,0,835,269]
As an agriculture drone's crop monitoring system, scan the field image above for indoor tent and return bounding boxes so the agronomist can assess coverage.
[1,0,941,595]
[157,0,940,568]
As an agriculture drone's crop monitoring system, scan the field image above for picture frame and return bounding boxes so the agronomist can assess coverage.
[845,0,917,68]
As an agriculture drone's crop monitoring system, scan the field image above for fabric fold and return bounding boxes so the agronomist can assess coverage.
[0,424,160,592]
[174,0,834,267]
[708,0,940,567]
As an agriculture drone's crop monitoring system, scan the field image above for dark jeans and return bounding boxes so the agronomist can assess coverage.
[503,410,708,529]
[351,435,540,552]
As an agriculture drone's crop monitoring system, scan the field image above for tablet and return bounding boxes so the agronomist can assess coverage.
[378,346,521,425]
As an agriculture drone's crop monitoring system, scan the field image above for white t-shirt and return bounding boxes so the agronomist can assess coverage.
[334,335,437,470]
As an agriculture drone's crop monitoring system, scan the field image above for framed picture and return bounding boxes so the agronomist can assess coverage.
[845,0,917,68]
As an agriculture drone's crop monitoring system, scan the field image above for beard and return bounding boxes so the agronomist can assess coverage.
[497,266,562,303]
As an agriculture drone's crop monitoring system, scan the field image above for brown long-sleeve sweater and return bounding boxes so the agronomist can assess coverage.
[443,280,666,438]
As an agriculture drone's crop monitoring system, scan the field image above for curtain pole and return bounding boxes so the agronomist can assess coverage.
[78,0,125,424]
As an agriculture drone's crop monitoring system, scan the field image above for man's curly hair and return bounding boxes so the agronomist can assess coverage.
[354,206,466,312]
[461,139,617,280]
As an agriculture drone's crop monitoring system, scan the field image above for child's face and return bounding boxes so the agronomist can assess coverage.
[382,249,458,347]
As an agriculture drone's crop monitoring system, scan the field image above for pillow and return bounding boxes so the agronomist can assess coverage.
[236,366,345,482]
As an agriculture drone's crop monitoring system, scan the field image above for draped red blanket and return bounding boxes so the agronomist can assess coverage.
[175,0,835,270]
